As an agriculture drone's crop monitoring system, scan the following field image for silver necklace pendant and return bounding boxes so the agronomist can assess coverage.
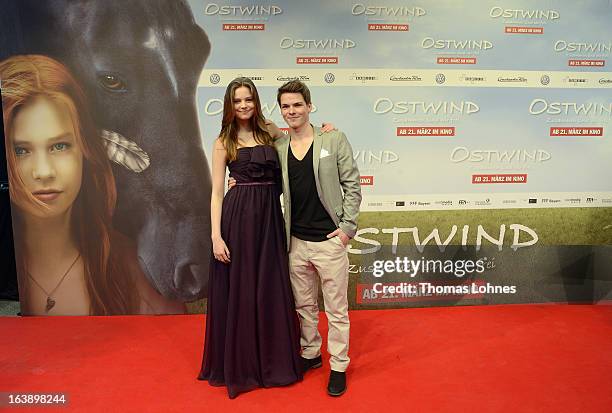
[45,297,56,312]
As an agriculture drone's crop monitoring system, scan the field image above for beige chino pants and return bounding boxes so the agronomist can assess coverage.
[289,235,350,372]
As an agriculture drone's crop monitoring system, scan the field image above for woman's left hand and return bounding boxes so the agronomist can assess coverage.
[321,122,337,133]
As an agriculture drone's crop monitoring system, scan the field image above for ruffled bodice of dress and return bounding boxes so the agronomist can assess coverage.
[229,145,280,185]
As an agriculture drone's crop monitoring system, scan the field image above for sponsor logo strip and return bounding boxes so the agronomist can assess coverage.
[358,192,612,211]
[198,69,612,88]
[361,191,612,212]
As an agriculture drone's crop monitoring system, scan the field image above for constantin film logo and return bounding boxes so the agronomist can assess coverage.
[498,76,527,83]
[277,75,310,82]
[390,74,422,82]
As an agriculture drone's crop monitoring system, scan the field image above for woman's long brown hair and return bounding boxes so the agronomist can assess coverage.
[1,55,138,315]
[219,77,273,161]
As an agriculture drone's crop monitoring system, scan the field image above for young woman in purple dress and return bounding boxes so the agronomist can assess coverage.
[197,77,332,398]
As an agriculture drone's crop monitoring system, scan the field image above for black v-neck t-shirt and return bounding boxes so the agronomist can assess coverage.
[288,143,336,241]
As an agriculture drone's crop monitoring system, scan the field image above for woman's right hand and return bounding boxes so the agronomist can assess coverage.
[212,237,231,263]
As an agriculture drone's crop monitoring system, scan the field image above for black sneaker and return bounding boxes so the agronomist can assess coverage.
[301,355,322,374]
[327,370,346,396]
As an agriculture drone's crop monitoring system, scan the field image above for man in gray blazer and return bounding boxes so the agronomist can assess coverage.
[276,80,361,396]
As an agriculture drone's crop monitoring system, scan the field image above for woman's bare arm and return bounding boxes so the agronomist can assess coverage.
[210,139,231,263]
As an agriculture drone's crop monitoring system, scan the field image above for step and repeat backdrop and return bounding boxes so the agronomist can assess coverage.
[1,0,611,315]
[190,0,612,308]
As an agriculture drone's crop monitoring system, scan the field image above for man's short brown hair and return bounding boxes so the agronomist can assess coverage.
[277,80,312,105]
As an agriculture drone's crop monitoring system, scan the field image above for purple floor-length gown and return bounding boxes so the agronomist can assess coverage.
[198,145,302,398]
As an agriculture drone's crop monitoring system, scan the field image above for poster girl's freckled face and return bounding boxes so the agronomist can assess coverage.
[12,97,83,219]
[233,86,255,121]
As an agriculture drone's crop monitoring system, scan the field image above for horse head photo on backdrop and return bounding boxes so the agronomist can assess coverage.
[0,0,213,302]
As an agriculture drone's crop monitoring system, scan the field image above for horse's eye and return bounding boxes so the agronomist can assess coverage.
[98,73,127,92]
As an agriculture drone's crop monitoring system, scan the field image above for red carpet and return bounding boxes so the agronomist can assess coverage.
[1,305,611,412]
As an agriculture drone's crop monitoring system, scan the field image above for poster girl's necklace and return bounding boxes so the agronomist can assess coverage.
[26,253,81,313]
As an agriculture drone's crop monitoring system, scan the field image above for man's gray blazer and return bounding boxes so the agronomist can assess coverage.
[276,126,362,251]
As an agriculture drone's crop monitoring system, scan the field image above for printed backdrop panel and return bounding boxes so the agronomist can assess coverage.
[1,0,611,314]
[189,0,612,308]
